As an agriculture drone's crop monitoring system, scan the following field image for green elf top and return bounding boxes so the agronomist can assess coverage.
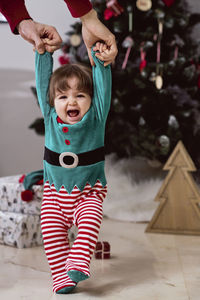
[35,48,112,193]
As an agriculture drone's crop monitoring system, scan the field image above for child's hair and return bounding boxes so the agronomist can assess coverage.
[49,63,93,107]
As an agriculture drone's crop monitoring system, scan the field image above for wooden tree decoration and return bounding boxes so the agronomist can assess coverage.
[146,140,200,235]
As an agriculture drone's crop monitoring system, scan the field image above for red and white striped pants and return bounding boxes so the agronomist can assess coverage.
[41,180,107,292]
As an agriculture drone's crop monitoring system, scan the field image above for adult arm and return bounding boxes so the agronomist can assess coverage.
[0,0,62,52]
[0,0,31,33]
[63,0,92,18]
[0,0,92,34]
[35,51,53,117]
[0,0,91,53]
[81,9,117,66]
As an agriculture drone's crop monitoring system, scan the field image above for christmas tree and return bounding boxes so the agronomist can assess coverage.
[146,141,200,235]
[30,0,200,168]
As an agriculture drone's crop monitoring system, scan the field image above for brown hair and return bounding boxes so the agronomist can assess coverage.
[49,63,93,107]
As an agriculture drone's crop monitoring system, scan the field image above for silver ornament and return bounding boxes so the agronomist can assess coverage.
[168,115,179,129]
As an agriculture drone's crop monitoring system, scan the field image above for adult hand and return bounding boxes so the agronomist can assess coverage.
[81,9,118,66]
[94,42,114,66]
[17,19,62,53]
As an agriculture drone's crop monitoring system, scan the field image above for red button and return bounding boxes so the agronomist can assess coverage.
[62,127,68,133]
[65,140,70,145]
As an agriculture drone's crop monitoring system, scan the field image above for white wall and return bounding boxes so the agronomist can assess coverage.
[0,0,78,177]
[0,0,75,70]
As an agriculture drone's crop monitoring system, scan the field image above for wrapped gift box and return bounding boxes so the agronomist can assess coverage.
[95,241,110,259]
[0,211,43,248]
[0,173,75,248]
[0,175,43,215]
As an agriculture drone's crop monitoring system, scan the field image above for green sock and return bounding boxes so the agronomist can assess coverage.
[67,270,89,282]
[56,285,76,294]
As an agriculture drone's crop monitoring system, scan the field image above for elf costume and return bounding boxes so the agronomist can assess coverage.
[35,49,111,293]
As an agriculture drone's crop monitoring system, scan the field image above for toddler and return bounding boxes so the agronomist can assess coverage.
[35,42,112,294]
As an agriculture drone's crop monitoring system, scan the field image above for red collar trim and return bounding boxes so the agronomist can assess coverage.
[57,116,64,124]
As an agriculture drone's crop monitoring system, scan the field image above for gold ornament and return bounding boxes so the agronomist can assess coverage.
[70,34,81,47]
[136,0,152,11]
[155,75,163,89]
[158,20,163,35]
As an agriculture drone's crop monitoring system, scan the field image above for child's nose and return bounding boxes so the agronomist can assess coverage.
[68,97,77,105]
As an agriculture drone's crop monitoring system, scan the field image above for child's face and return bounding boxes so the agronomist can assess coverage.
[54,76,92,125]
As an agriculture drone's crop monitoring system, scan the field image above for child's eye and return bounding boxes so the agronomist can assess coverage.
[77,94,85,98]
[58,95,67,99]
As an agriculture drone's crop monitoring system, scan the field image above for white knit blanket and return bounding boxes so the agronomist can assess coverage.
[104,154,163,222]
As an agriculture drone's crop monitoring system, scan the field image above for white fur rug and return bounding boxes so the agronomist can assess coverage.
[104,154,164,223]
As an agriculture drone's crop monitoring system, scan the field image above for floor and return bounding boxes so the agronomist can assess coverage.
[0,218,200,300]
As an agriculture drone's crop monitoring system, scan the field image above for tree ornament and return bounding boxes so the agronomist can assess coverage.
[162,0,176,7]
[136,0,152,11]
[122,36,134,69]
[168,115,179,129]
[155,18,164,89]
[158,135,170,154]
[140,44,147,73]
[139,117,146,126]
[158,20,163,35]
[70,34,81,47]
[171,34,184,48]
[155,75,163,89]
[113,98,124,113]
[104,8,115,20]
[149,72,156,82]
[173,46,179,60]
[106,0,124,17]
[113,21,123,33]
[58,54,70,65]
[165,16,174,28]
[178,17,188,27]
[127,5,133,32]
[155,9,165,20]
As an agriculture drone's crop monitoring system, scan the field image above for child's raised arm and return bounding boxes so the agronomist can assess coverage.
[91,43,112,122]
[35,51,53,117]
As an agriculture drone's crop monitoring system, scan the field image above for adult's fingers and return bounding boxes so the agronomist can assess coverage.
[42,34,62,47]
[35,22,62,52]
[35,37,45,54]
[95,55,111,66]
[86,46,95,66]
[44,44,60,53]
[42,38,62,52]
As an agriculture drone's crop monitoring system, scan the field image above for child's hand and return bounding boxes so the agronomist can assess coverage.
[93,42,115,67]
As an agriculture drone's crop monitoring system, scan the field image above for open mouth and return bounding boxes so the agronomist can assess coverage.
[67,110,80,118]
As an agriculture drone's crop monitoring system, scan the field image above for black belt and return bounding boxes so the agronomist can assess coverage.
[44,146,105,169]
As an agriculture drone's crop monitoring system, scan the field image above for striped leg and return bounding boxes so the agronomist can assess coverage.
[66,183,107,282]
[41,183,76,293]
